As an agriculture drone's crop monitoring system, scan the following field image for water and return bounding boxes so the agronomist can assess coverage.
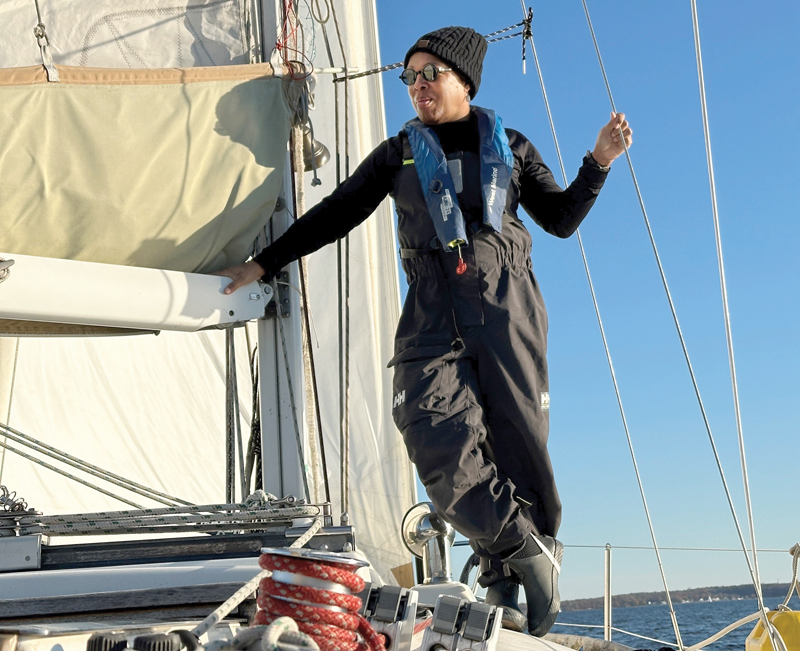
[553,595,800,651]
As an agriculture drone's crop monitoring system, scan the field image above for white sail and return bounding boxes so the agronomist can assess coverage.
[0,0,414,583]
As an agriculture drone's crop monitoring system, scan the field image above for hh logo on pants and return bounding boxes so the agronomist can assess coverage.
[541,392,550,411]
[393,390,406,409]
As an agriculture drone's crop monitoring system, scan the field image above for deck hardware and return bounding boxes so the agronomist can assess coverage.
[266,271,291,317]
[359,584,418,651]
[402,502,456,583]
[87,632,127,651]
[0,535,43,571]
[269,494,304,507]
[0,258,14,283]
[132,633,181,651]
[421,595,502,651]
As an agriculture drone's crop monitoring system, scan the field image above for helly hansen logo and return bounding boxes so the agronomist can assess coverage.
[487,166,499,208]
[541,392,550,411]
[393,390,406,409]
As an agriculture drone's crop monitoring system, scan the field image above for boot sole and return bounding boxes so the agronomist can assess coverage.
[500,607,527,633]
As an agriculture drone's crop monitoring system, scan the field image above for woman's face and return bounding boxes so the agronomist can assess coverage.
[406,52,471,125]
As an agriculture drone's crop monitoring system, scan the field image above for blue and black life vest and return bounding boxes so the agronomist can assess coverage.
[403,106,514,252]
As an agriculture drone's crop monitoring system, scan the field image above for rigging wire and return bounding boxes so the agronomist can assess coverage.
[275,0,315,78]
[520,4,684,649]
[287,136,332,504]
[688,2,778,646]
[0,422,190,506]
[31,0,58,81]
[328,0,353,522]
[334,21,526,83]
[312,3,350,518]
[244,343,263,494]
[291,121,324,503]
[313,0,352,520]
[578,3,785,649]
[309,0,329,25]
[225,327,247,503]
[0,437,142,508]
[275,281,312,501]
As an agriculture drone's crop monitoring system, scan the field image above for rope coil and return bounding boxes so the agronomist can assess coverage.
[254,552,385,651]
[780,544,800,610]
[0,485,28,512]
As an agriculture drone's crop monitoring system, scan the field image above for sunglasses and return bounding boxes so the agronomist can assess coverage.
[399,63,452,86]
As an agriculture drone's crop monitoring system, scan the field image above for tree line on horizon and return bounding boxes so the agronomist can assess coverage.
[561,583,794,611]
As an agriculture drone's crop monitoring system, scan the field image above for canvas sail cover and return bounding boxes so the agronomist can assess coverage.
[0,64,289,273]
[0,0,413,583]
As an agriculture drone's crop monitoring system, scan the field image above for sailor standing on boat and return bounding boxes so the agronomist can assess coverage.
[218,26,631,636]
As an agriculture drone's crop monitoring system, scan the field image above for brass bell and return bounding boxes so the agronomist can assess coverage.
[302,123,330,173]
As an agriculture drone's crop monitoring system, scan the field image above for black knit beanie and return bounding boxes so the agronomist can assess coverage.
[403,26,487,99]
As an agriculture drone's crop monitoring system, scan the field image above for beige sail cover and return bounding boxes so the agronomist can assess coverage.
[0,64,290,273]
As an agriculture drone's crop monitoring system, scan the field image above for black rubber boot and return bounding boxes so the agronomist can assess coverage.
[484,577,527,632]
[503,534,564,637]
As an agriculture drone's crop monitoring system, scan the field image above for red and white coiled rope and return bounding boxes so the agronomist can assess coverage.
[254,552,386,651]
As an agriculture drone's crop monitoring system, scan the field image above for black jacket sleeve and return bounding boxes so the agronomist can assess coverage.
[253,137,403,280]
[509,129,608,239]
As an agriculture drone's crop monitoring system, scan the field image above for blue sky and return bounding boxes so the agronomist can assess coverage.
[374,1,800,600]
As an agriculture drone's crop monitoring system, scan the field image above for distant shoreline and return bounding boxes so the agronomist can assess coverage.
[562,583,793,611]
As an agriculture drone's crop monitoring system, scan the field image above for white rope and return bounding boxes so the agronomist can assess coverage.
[780,544,800,609]
[524,6,684,649]
[5,498,320,536]
[202,622,319,651]
[684,612,762,651]
[554,604,787,651]
[191,518,324,640]
[262,618,319,651]
[685,546,800,651]
[551,622,675,647]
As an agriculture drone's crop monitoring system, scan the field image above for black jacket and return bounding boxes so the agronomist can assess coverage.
[255,111,607,355]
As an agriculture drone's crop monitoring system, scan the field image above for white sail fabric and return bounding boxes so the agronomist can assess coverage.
[0,328,255,513]
[0,0,413,583]
[0,0,250,69]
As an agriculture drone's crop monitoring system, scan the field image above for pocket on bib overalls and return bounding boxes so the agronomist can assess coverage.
[388,345,459,431]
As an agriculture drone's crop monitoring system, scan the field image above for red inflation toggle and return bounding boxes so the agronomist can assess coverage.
[456,259,467,275]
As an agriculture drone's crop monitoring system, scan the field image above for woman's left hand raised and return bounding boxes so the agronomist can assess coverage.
[592,112,632,168]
